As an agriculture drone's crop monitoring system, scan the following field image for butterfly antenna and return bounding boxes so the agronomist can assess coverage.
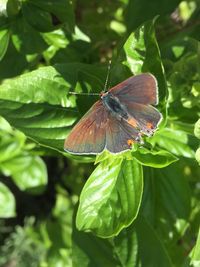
[68,60,112,96]
[103,59,112,92]
[68,91,99,96]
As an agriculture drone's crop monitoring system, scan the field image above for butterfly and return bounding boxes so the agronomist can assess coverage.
[64,73,162,155]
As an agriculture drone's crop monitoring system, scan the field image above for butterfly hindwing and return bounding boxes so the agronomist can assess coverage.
[105,113,141,154]
[123,101,162,136]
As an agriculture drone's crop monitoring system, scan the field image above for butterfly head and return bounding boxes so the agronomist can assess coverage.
[100,91,109,99]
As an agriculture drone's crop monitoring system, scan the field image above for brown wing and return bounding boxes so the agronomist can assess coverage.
[105,113,142,154]
[64,100,142,155]
[109,73,158,105]
[124,101,162,136]
[64,101,108,155]
[109,73,162,136]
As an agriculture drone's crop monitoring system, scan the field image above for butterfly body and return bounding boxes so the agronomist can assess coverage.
[64,73,162,155]
[101,92,129,120]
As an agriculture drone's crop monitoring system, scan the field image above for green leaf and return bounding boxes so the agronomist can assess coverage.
[76,158,143,237]
[141,162,191,252]
[0,128,26,163]
[195,147,200,165]
[73,213,173,267]
[0,119,48,192]
[191,227,200,266]
[0,182,16,218]
[123,29,145,75]
[151,128,196,158]
[168,121,195,135]
[155,166,191,220]
[123,19,168,123]
[114,222,138,267]
[167,45,199,123]
[0,64,70,104]
[135,216,173,267]
[0,40,28,79]
[95,150,133,165]
[132,147,178,168]
[0,28,10,60]
[194,119,200,139]
[6,0,21,17]
[11,17,48,54]
[125,0,181,31]
[72,225,121,267]
[114,216,173,267]
[1,155,47,192]
[29,0,75,32]
[0,65,75,152]
[22,0,75,32]
[0,63,105,154]
[142,19,168,109]
[22,2,55,32]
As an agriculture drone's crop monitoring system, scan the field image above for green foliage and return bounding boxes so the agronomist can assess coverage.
[0,218,46,267]
[0,117,47,193]
[76,158,143,237]
[0,181,15,218]
[191,227,200,266]
[0,0,199,266]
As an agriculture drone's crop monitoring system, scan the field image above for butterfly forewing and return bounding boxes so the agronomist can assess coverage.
[109,73,158,105]
[64,101,107,154]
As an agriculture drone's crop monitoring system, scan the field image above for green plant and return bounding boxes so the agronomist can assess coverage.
[0,0,199,266]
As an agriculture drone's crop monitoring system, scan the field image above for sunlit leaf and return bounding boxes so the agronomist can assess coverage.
[191,227,200,266]
[0,119,47,192]
[123,19,168,123]
[195,148,200,165]
[0,182,16,218]
[11,17,48,54]
[76,158,143,237]
[151,128,196,158]
[0,28,10,60]
[194,119,200,139]
[132,147,178,168]
[1,155,47,192]
[0,64,105,154]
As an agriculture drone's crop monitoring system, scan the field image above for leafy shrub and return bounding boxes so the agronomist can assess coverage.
[0,0,199,266]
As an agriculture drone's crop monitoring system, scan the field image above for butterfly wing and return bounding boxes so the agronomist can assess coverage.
[105,113,142,154]
[109,73,158,105]
[64,100,142,155]
[124,101,162,136]
[109,73,162,135]
[64,101,108,154]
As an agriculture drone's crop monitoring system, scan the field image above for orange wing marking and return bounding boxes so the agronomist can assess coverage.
[127,118,138,128]
[146,122,154,129]
[127,139,135,147]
